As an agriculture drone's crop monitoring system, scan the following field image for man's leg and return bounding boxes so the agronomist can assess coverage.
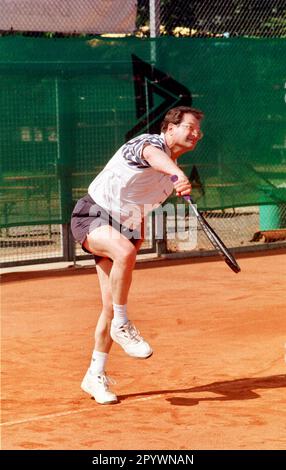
[81,257,118,404]
[94,257,113,353]
[84,225,137,305]
[83,225,152,359]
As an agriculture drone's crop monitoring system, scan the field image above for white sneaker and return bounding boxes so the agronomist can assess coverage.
[81,370,118,405]
[110,320,153,359]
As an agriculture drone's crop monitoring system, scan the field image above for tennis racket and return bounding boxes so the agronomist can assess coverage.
[171,175,241,273]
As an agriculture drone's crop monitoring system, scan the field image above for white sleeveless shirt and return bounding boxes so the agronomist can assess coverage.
[88,133,174,229]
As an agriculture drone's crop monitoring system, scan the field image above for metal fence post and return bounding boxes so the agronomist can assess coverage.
[156,211,167,256]
[149,0,160,64]
[149,0,160,38]
[55,77,75,262]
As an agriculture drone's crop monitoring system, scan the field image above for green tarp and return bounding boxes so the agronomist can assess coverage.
[0,36,285,227]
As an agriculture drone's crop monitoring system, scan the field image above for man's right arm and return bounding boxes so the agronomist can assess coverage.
[143,145,191,196]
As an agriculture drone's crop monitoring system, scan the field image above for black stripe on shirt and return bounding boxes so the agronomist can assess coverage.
[122,134,165,168]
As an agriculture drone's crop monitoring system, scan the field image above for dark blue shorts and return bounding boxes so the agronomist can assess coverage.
[70,194,140,263]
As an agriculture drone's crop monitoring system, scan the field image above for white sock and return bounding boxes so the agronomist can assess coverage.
[89,351,108,376]
[113,303,128,327]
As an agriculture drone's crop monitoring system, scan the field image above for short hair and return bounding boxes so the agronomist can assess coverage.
[160,106,204,132]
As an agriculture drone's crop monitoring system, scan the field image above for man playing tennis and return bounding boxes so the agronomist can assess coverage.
[71,106,204,404]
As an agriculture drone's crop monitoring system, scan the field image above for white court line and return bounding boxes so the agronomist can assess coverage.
[1,394,165,427]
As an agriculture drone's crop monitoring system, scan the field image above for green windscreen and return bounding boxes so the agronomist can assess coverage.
[0,36,285,227]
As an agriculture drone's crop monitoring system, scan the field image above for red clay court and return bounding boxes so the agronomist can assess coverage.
[1,250,286,450]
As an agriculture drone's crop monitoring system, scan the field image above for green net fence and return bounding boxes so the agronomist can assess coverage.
[1,36,285,229]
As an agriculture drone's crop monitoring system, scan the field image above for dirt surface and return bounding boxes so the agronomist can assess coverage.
[1,252,286,450]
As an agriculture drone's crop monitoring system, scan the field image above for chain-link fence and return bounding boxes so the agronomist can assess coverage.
[166,205,286,256]
[0,0,137,36]
[137,0,286,37]
[2,204,286,267]
[1,1,285,268]
[0,1,285,37]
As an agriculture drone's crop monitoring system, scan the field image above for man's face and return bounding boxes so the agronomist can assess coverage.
[168,113,203,151]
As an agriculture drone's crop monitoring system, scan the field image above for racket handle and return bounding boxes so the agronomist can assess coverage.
[171,175,192,202]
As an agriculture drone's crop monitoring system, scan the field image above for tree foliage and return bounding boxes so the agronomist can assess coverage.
[137,0,286,37]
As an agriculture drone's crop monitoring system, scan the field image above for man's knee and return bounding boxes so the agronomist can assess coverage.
[115,244,137,267]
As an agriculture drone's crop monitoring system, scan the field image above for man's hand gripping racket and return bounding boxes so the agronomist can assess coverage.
[171,175,241,273]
